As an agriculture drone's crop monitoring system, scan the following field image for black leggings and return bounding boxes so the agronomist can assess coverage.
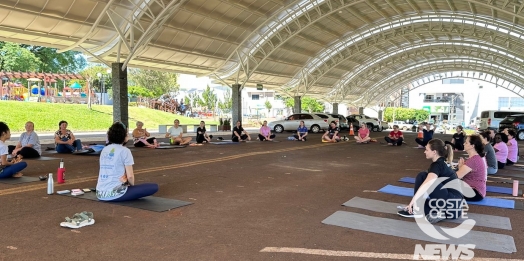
[232,134,248,142]
[415,138,430,147]
[134,137,156,147]
[294,134,307,141]
[384,137,403,146]
[414,171,462,219]
[498,161,506,169]
[465,189,484,202]
[196,134,213,143]
[506,159,515,166]
[7,145,40,158]
[258,134,275,141]
[444,141,464,151]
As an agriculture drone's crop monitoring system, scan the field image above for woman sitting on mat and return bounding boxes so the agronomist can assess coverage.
[8,121,41,159]
[132,121,158,148]
[294,121,308,141]
[354,123,370,143]
[444,125,465,151]
[415,123,434,148]
[480,130,497,175]
[96,122,159,202]
[165,119,192,145]
[493,132,509,169]
[397,139,463,223]
[54,120,83,153]
[384,125,403,146]
[232,121,251,142]
[258,120,275,141]
[455,135,487,202]
[196,121,213,144]
[0,122,27,178]
[323,121,340,143]
[506,129,518,166]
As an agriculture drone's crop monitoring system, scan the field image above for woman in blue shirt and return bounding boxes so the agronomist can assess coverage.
[294,121,308,141]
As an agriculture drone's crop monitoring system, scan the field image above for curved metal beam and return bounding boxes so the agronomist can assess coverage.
[288,13,524,95]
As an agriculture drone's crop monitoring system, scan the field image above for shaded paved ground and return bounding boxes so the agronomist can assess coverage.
[1,132,523,261]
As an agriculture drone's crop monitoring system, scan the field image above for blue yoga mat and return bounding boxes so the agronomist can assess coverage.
[378,184,515,209]
[399,177,515,195]
[210,141,239,145]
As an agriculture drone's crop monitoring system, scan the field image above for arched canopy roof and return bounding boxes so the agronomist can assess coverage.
[1,0,524,105]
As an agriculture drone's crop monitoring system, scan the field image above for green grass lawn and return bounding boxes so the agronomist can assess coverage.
[0,101,217,132]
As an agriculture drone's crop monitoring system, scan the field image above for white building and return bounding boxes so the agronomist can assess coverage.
[408,78,524,125]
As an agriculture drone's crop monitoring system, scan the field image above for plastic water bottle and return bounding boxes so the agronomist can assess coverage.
[47,173,54,195]
[513,180,519,197]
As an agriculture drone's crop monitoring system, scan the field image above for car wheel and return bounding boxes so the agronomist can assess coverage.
[311,124,321,133]
[518,130,524,140]
[274,125,284,133]
[367,123,374,131]
[372,125,379,132]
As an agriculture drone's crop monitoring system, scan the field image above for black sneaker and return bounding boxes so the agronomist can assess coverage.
[397,209,423,218]
[425,212,446,224]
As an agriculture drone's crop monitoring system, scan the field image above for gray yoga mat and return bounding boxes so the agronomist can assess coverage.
[58,192,193,212]
[0,176,40,184]
[322,211,516,254]
[342,197,512,230]
[155,145,187,149]
[34,156,60,161]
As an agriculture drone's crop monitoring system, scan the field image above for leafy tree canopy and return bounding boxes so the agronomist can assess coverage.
[383,107,429,122]
[283,96,325,113]
[128,68,179,97]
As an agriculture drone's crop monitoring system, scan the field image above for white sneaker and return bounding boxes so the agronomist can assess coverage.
[60,212,95,229]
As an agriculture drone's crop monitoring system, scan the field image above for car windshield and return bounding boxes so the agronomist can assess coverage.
[315,114,328,118]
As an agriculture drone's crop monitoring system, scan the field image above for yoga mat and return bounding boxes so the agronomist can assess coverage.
[322,211,516,254]
[34,156,60,161]
[155,145,187,149]
[58,192,193,212]
[0,176,40,184]
[210,141,239,145]
[72,150,101,156]
[45,147,55,151]
[398,177,521,195]
[342,197,512,230]
[378,185,517,209]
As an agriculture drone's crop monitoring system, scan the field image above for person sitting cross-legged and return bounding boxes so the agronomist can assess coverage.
[132,121,158,148]
[397,139,463,224]
[415,123,434,148]
[384,125,404,146]
[455,135,487,202]
[494,132,509,169]
[165,119,192,145]
[444,125,465,151]
[0,122,27,178]
[258,120,275,141]
[354,123,371,143]
[232,121,251,142]
[96,122,158,202]
[196,121,213,144]
[506,129,518,166]
[54,120,83,153]
[294,121,308,141]
[8,121,41,159]
[323,121,340,143]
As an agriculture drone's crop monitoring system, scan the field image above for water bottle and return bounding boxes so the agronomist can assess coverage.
[57,159,65,184]
[47,173,54,195]
[513,180,519,197]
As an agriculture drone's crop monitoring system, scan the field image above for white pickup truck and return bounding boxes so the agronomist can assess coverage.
[389,121,413,131]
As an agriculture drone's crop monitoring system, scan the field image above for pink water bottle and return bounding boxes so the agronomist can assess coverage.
[57,159,65,184]
[513,180,519,197]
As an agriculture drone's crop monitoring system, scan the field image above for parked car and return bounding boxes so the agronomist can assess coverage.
[348,114,380,131]
[499,114,524,140]
[268,113,329,133]
[379,121,389,131]
[314,113,338,127]
[389,121,413,131]
[479,110,523,131]
[328,113,349,129]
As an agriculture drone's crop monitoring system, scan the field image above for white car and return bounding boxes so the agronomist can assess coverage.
[268,113,329,133]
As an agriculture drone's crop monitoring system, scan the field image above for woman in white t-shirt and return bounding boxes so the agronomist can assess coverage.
[96,122,158,201]
[0,122,27,178]
[165,119,192,145]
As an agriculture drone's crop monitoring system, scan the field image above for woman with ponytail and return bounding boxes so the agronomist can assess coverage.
[456,135,487,201]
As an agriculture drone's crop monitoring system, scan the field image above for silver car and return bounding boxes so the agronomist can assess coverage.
[268,113,329,133]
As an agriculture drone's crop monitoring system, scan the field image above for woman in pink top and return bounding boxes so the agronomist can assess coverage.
[493,133,509,169]
[506,129,518,165]
[456,135,487,201]
[354,124,371,143]
[258,120,275,141]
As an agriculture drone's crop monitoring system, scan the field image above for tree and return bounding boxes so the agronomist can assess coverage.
[383,107,430,122]
[128,86,155,98]
[201,85,218,116]
[78,65,112,92]
[264,100,272,114]
[22,44,87,73]
[0,42,41,72]
[218,88,232,114]
[128,68,179,97]
[283,96,325,113]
